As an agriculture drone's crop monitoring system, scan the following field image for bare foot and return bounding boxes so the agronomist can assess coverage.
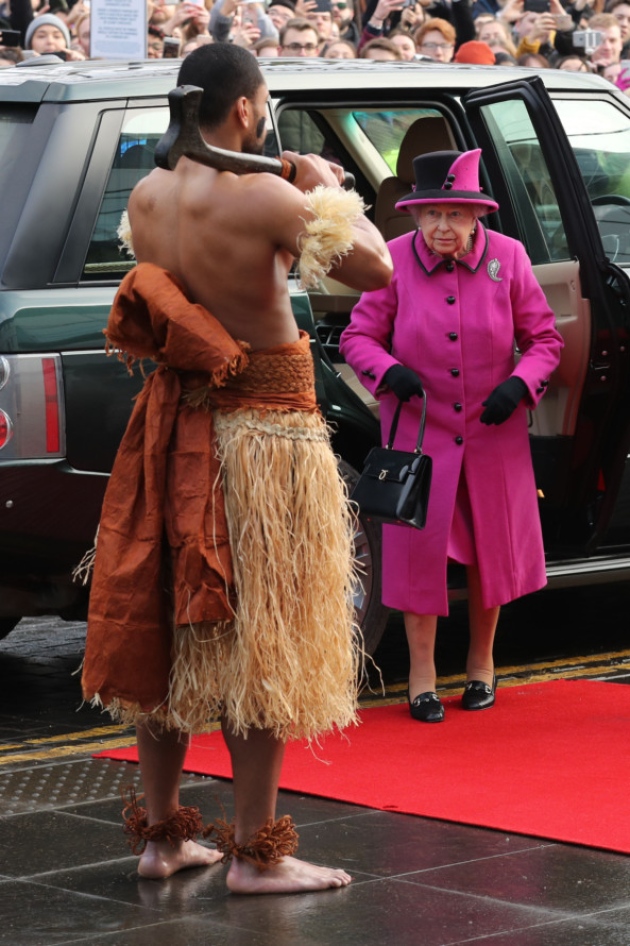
[226,855,352,894]
[138,840,223,880]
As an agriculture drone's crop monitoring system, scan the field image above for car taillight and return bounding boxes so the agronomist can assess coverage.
[0,409,12,449]
[42,357,60,454]
[0,356,9,392]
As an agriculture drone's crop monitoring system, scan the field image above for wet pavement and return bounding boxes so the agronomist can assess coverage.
[2,589,630,945]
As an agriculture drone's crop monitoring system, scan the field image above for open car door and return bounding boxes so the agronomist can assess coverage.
[463,75,630,559]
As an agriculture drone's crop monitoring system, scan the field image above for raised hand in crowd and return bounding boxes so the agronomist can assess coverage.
[65,1,90,30]
[371,0,407,25]
[232,17,263,46]
[294,0,318,17]
[400,1,425,32]
[161,2,211,39]
[524,11,557,45]
[497,0,524,28]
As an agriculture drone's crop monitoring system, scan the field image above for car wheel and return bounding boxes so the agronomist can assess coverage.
[0,617,21,641]
[339,460,390,656]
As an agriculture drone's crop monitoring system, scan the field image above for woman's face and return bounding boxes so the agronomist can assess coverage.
[325,40,356,58]
[558,56,589,72]
[413,203,477,258]
[390,33,416,60]
[30,24,66,53]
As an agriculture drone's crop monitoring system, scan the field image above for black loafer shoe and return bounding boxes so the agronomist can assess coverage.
[408,691,445,723]
[461,676,496,711]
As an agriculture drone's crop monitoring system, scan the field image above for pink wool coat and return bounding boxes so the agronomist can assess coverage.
[339,224,564,616]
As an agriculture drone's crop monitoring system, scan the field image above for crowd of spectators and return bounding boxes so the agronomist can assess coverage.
[1,0,630,90]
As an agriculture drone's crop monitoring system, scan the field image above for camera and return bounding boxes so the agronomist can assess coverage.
[0,29,22,47]
[523,0,550,12]
[573,29,603,53]
[162,36,180,57]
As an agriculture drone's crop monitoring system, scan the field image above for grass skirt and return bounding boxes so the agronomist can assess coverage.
[168,407,360,741]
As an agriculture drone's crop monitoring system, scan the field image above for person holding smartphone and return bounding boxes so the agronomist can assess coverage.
[361,0,473,49]
[210,0,278,45]
[160,0,212,47]
[23,13,85,59]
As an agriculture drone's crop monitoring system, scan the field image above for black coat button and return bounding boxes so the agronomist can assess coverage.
[448,332,458,341]
[454,402,462,412]
[445,261,454,272]
[447,296,456,305]
[455,436,463,445]
[536,386,544,394]
[450,368,460,377]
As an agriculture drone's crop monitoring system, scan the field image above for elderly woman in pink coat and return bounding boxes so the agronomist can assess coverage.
[340,149,563,723]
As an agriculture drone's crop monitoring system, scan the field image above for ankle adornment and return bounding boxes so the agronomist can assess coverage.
[204,815,299,871]
[121,787,204,855]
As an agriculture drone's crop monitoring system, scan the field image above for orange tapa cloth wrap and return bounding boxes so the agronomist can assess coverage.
[81,263,359,740]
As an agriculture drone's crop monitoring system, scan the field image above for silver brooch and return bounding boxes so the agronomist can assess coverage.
[487,258,502,282]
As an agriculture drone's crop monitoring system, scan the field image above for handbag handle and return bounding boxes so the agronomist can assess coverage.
[386,393,427,454]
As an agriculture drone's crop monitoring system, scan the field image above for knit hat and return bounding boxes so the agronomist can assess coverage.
[268,0,297,10]
[395,149,499,216]
[24,14,70,50]
[454,40,495,64]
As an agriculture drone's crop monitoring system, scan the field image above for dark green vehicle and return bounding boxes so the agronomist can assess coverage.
[3,56,630,654]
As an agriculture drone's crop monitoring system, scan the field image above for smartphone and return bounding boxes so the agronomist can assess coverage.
[162,36,180,57]
[523,0,550,12]
[573,28,603,52]
[0,29,22,47]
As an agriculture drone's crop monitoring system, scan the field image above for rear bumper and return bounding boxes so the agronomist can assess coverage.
[0,460,106,573]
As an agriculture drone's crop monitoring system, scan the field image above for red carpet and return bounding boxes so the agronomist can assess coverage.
[95,679,630,854]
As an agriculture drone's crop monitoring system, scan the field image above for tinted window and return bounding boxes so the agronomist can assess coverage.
[554,98,630,266]
[476,98,569,265]
[0,105,38,274]
[353,108,443,174]
[83,108,169,280]
[84,105,280,280]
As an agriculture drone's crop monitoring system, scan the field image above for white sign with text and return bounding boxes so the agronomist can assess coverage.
[90,0,147,61]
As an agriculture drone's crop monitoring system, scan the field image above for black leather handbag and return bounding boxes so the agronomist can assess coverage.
[350,395,432,530]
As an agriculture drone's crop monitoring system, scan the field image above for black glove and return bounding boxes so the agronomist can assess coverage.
[480,377,528,426]
[383,365,425,402]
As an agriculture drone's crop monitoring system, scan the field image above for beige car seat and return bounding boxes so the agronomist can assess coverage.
[374,116,457,242]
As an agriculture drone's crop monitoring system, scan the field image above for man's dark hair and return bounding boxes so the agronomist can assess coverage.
[177,44,264,130]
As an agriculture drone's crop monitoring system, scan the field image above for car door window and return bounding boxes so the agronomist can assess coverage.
[553,98,630,266]
[83,105,280,280]
[83,108,170,279]
[474,98,570,264]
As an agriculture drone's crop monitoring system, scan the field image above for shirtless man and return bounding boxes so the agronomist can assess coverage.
[117,44,391,894]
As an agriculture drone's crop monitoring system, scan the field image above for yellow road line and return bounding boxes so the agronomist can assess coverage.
[0,737,138,766]
[21,725,130,746]
[2,651,629,764]
[359,648,630,706]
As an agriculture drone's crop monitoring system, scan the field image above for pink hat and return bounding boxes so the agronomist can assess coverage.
[395,149,499,216]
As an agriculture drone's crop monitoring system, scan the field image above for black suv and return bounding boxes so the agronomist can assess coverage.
[2,57,630,654]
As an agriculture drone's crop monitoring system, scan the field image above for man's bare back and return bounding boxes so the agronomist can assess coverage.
[127,83,391,351]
